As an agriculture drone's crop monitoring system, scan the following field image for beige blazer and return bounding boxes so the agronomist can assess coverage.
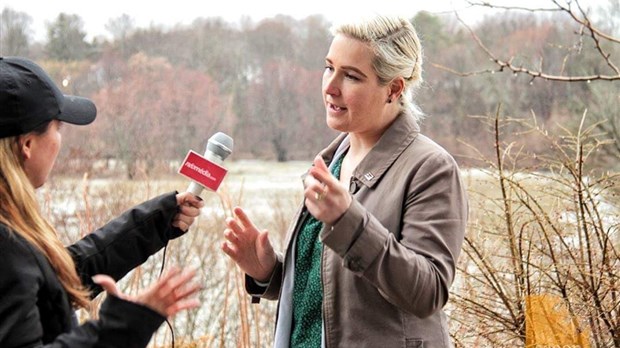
[249,112,468,348]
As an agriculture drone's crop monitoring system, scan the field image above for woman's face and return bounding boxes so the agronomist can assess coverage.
[322,34,394,136]
[21,120,62,188]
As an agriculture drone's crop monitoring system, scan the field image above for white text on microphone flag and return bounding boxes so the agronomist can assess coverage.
[178,150,228,191]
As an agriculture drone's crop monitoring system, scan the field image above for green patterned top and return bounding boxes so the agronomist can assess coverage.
[290,155,345,348]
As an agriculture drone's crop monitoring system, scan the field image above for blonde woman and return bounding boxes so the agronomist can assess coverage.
[0,56,203,347]
[223,16,468,347]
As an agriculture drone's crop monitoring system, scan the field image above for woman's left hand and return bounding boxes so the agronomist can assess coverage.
[92,267,201,318]
[303,156,352,225]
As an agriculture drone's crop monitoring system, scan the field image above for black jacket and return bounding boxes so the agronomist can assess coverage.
[0,192,185,347]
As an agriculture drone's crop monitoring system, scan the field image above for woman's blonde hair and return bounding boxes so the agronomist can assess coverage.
[331,15,424,120]
[0,128,90,308]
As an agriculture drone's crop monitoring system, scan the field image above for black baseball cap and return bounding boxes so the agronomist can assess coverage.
[0,56,96,139]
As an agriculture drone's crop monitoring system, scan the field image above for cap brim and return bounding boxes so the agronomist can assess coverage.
[58,95,97,125]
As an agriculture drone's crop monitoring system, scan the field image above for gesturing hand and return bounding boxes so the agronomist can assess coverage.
[92,267,201,318]
[222,207,277,283]
[304,156,352,225]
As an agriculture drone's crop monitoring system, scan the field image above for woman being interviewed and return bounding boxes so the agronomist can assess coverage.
[223,15,468,347]
[0,56,203,347]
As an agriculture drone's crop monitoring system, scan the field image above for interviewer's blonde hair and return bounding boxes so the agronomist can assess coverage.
[0,125,90,308]
[332,15,424,120]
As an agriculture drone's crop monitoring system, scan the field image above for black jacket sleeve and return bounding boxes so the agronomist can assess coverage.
[68,191,183,295]
[0,225,167,348]
[54,295,166,348]
[0,191,183,347]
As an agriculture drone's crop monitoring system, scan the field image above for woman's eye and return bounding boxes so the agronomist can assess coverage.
[345,73,359,81]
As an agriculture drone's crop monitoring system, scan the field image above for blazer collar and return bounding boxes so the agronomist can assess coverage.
[319,111,420,189]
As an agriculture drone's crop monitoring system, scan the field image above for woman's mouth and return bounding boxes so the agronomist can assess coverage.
[327,102,346,112]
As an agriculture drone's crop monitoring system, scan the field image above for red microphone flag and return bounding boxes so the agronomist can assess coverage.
[178,150,228,192]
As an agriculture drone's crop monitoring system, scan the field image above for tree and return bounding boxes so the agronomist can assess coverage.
[0,7,32,56]
[187,17,248,92]
[45,13,90,61]
[245,16,295,68]
[292,15,331,71]
[91,53,231,178]
[236,60,329,161]
[105,14,134,58]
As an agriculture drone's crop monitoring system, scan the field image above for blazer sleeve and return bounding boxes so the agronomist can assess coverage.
[321,151,468,318]
[244,252,285,302]
[67,191,183,296]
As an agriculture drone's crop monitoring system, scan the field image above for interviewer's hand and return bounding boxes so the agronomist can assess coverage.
[304,156,352,225]
[92,267,201,318]
[222,207,277,283]
[173,192,204,232]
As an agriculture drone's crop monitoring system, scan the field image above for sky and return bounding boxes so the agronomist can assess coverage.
[0,0,610,42]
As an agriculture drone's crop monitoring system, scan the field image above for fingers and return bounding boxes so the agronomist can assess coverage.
[95,268,202,320]
[178,202,202,217]
[222,210,259,261]
[176,192,204,208]
[172,216,192,232]
[166,298,201,315]
[302,156,352,225]
[309,156,338,192]
[172,195,203,231]
[258,230,273,255]
[225,207,260,239]
[160,268,198,299]
[156,267,184,292]
[232,207,258,230]
[313,155,330,172]
[304,174,330,205]
[142,267,202,318]
[92,274,122,298]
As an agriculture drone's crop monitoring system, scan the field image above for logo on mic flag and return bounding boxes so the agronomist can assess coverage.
[178,150,228,191]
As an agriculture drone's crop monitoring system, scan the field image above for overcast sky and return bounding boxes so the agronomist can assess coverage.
[1,0,610,41]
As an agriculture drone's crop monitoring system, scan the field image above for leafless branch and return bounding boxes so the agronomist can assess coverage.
[446,1,620,82]
[467,1,561,13]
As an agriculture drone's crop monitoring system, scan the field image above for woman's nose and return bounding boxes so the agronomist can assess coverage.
[323,75,339,96]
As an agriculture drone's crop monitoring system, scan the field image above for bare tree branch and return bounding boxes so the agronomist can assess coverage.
[446,1,620,82]
[467,1,561,13]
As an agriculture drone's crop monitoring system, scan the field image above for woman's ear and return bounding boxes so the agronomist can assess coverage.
[19,135,33,160]
[387,77,405,103]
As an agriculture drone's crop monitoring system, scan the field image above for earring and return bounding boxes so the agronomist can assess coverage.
[387,97,392,104]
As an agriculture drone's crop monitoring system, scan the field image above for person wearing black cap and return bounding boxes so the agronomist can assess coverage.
[0,56,204,347]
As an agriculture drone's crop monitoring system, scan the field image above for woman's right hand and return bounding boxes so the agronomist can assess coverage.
[222,207,277,283]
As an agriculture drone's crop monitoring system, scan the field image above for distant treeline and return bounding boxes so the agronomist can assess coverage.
[1,5,618,178]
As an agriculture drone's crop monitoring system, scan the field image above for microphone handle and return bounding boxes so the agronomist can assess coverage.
[186,151,225,196]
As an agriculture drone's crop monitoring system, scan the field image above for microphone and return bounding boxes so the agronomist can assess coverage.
[180,132,234,197]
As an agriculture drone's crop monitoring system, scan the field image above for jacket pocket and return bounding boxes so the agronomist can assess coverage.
[405,338,424,348]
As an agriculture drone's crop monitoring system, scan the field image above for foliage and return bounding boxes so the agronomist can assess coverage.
[3,3,618,169]
[45,13,91,61]
[0,7,31,56]
[89,53,232,178]
[450,108,620,347]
